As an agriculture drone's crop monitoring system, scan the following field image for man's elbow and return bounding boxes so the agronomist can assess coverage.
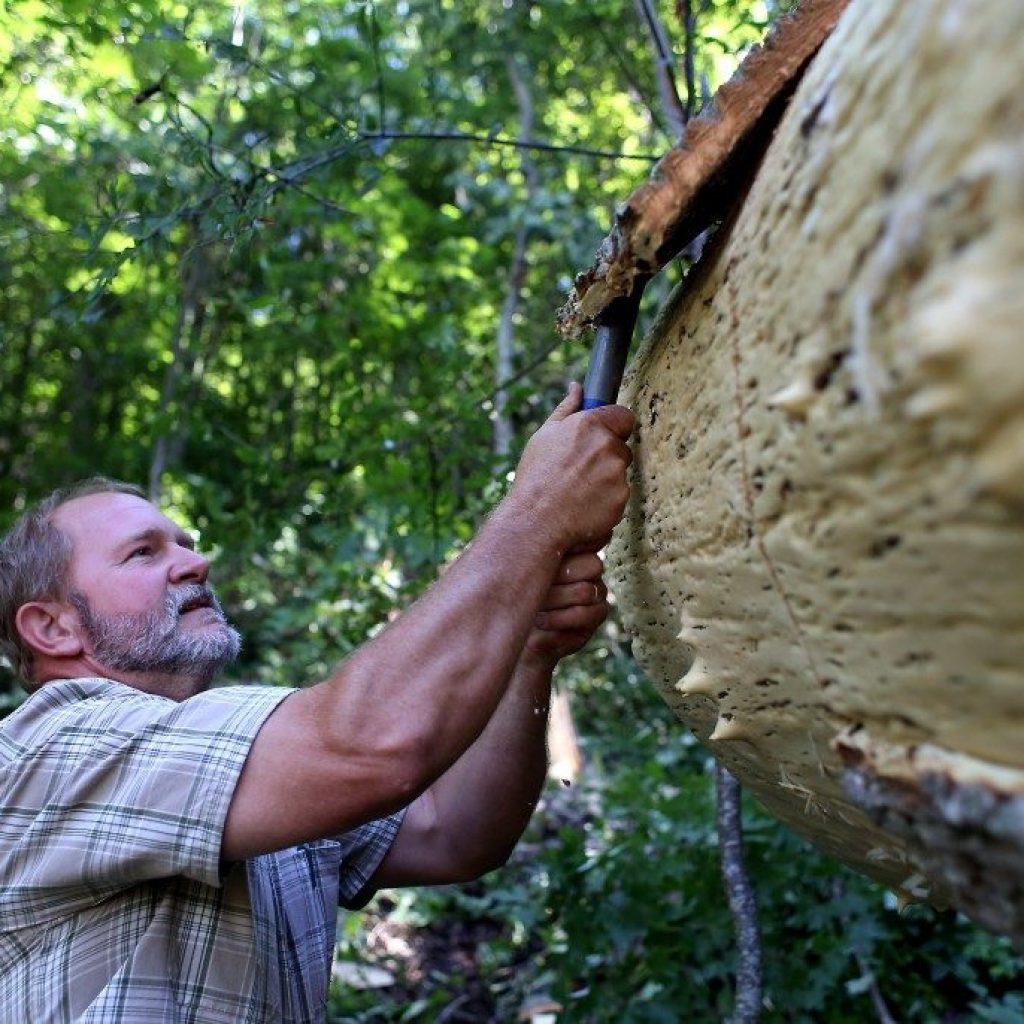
[444,837,519,884]
[442,812,535,882]
[420,817,526,884]
[391,786,538,885]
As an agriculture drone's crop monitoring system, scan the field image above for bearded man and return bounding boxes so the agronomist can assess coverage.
[0,386,634,1023]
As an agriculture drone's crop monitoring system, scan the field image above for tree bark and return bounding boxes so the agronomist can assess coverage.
[149,226,209,502]
[675,0,698,118]
[558,0,849,336]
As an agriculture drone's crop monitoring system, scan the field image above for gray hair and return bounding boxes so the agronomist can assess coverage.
[0,477,145,686]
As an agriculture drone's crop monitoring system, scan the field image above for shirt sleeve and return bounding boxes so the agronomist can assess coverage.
[0,680,293,930]
[337,809,407,910]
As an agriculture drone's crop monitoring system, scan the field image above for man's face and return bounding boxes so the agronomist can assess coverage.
[53,492,240,691]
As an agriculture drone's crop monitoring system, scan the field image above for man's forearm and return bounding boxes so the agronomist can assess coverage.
[432,651,553,873]
[371,650,555,886]
[366,550,610,889]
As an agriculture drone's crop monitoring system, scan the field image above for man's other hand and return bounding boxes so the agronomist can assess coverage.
[525,551,608,665]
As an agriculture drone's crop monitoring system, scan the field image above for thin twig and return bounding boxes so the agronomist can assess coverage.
[853,949,897,1024]
[166,89,226,181]
[478,336,566,408]
[832,879,897,1024]
[233,48,344,127]
[276,179,354,216]
[267,128,656,194]
[434,993,470,1024]
[584,10,666,134]
[367,1,386,130]
[359,130,659,162]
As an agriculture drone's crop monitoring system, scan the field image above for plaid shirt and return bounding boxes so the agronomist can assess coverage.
[0,678,403,1023]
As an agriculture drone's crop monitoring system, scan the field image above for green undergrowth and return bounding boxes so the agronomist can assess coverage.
[329,657,1024,1023]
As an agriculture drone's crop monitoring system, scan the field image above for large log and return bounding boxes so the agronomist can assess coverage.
[604,0,1024,946]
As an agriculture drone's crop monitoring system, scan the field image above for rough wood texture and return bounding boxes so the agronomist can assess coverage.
[557,0,849,337]
[606,0,1024,947]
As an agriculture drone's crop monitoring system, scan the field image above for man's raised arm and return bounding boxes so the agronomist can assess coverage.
[222,384,633,862]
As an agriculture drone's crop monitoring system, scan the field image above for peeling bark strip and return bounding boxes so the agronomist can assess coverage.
[557,0,848,338]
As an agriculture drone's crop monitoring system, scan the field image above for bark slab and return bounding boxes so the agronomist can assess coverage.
[606,0,1024,946]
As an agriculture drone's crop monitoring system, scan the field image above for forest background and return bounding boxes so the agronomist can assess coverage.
[1,0,1022,1019]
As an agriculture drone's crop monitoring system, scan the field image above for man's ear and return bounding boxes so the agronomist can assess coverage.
[15,601,85,661]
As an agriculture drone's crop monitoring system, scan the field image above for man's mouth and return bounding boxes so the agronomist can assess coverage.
[178,594,215,615]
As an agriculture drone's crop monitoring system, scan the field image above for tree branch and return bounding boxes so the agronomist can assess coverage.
[493,56,536,459]
[150,217,209,501]
[633,0,687,137]
[675,0,699,118]
[715,762,763,1024]
[478,336,565,408]
[831,879,897,1024]
[367,0,386,131]
[273,177,354,216]
[852,949,897,1024]
[357,130,659,162]
[264,129,656,200]
[583,10,668,135]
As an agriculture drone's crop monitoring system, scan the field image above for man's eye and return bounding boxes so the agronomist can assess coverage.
[129,547,152,559]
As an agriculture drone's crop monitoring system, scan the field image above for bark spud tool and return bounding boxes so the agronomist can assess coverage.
[581,281,648,409]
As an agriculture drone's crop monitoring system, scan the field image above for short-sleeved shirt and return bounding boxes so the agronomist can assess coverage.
[0,678,404,1023]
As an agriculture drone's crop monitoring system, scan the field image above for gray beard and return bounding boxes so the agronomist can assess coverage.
[70,584,241,687]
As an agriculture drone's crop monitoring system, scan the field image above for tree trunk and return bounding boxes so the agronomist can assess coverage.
[716,763,762,1024]
[675,0,698,119]
[149,225,209,502]
[606,0,1024,948]
[493,56,537,460]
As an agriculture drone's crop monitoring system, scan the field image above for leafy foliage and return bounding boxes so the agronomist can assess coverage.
[2,0,1021,1019]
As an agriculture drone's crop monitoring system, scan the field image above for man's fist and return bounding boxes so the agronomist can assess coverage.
[508,383,635,555]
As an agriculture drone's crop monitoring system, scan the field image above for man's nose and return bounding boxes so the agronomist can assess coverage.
[170,546,210,585]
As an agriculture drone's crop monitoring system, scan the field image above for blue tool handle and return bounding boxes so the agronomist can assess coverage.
[581,285,645,409]
[582,321,631,409]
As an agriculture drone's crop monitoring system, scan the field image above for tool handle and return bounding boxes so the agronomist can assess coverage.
[581,285,645,409]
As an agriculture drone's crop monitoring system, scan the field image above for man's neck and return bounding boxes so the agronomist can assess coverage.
[37,659,208,702]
